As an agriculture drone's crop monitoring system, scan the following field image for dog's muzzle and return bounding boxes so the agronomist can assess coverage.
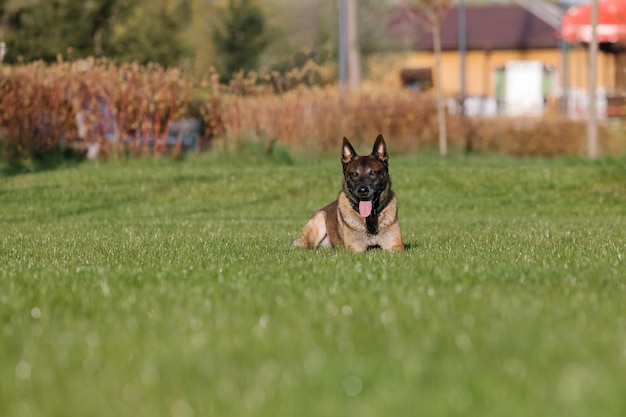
[357,186,371,199]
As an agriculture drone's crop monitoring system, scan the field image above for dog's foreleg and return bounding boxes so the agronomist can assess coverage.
[383,241,405,251]
[292,211,329,248]
[378,224,405,251]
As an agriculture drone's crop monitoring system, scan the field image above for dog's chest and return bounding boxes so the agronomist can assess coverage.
[338,193,396,239]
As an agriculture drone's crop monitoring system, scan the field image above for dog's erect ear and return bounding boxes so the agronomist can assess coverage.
[342,137,357,165]
[372,134,388,164]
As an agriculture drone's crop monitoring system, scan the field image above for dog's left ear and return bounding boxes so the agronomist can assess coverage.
[342,137,357,166]
[372,134,388,164]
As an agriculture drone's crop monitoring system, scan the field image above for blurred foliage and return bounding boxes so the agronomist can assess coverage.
[0,59,197,161]
[0,0,555,75]
[0,0,118,62]
[109,0,193,67]
[212,0,267,81]
[3,60,624,165]
[0,0,339,78]
[0,0,193,67]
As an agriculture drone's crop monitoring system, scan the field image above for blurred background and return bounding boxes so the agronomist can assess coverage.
[1,0,625,161]
[2,0,623,118]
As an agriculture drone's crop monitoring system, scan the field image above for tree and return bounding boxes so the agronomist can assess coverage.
[258,0,332,74]
[0,0,117,63]
[587,0,598,158]
[190,0,218,77]
[0,0,192,67]
[109,0,192,67]
[402,0,451,157]
[212,0,268,81]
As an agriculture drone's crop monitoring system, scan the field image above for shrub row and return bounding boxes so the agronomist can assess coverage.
[221,88,624,157]
[1,60,623,161]
[219,88,438,153]
[0,59,199,160]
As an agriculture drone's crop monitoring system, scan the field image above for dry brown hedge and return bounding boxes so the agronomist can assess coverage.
[1,59,196,160]
[1,60,624,161]
[220,87,625,156]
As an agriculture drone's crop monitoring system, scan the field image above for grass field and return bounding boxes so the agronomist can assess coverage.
[1,146,626,417]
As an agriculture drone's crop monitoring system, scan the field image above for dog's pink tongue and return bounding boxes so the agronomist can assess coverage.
[359,200,372,217]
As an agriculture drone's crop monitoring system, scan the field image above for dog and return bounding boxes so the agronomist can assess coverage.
[292,134,404,252]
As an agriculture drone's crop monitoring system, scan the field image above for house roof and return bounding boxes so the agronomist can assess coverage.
[401,4,560,51]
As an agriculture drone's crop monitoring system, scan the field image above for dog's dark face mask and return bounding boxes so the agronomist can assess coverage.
[341,135,390,218]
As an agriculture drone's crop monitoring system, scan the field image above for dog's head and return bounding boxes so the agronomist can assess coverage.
[341,134,391,217]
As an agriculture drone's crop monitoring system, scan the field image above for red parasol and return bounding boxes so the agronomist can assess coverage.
[561,0,626,43]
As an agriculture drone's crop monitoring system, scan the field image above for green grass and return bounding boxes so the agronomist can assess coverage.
[1,149,626,417]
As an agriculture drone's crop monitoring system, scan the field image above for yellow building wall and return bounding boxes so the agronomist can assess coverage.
[365,48,615,97]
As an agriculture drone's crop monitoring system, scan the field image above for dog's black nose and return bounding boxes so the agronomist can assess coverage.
[357,186,369,196]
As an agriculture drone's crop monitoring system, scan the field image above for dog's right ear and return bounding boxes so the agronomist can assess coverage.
[342,137,357,166]
[372,134,389,164]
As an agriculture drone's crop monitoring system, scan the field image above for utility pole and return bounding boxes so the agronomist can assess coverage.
[588,0,599,158]
[458,0,466,116]
[432,11,447,156]
[339,0,347,92]
[339,0,360,92]
[346,0,360,90]
[0,42,6,65]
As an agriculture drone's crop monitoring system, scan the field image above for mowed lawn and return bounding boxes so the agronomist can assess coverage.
[1,148,625,417]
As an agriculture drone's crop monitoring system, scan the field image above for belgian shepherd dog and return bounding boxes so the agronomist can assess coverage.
[293,134,404,252]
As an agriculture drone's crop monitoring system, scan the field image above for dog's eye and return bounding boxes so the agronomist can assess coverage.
[350,171,359,178]
[370,170,378,176]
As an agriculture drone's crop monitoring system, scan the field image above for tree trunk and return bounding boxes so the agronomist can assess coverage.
[192,0,214,77]
[587,0,598,159]
[615,51,626,92]
[432,14,447,156]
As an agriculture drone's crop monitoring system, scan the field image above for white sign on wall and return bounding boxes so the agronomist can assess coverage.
[504,60,544,117]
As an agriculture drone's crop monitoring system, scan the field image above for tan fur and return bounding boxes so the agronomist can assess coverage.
[293,135,404,252]
[292,192,404,252]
